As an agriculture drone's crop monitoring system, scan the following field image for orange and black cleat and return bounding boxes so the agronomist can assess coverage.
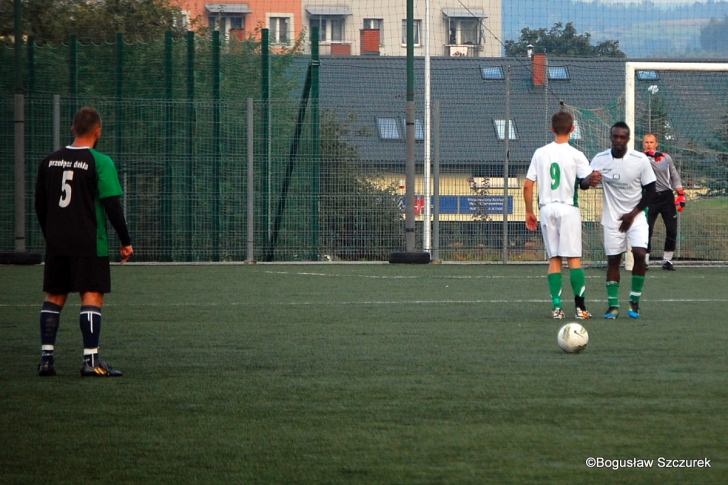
[80,356,123,377]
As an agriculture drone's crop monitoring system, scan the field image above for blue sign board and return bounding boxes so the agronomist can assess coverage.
[399,195,514,215]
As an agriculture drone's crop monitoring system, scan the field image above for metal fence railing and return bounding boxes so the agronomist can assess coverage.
[3,88,727,263]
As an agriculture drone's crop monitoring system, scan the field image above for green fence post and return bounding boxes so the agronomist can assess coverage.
[310,27,320,260]
[186,30,195,261]
[13,0,26,255]
[12,0,26,254]
[212,30,221,261]
[14,0,22,94]
[115,32,123,168]
[404,0,416,253]
[114,32,126,262]
[261,28,270,250]
[69,34,78,113]
[115,33,123,100]
[162,31,173,261]
[26,37,34,95]
[25,36,34,249]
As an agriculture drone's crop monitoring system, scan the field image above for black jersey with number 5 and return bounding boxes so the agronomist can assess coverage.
[35,146,123,257]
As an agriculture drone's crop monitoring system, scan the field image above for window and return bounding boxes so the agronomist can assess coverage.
[448,17,482,45]
[311,16,345,42]
[208,14,245,36]
[229,16,243,30]
[175,10,190,28]
[493,119,518,140]
[415,119,424,140]
[571,119,582,140]
[270,16,291,45]
[401,118,424,141]
[548,66,570,80]
[401,19,422,45]
[637,70,659,80]
[481,66,504,80]
[206,3,250,38]
[377,118,402,140]
[363,18,384,46]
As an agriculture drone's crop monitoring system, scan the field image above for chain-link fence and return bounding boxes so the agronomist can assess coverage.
[2,37,727,263]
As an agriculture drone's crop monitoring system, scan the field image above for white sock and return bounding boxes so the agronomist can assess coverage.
[663,251,674,262]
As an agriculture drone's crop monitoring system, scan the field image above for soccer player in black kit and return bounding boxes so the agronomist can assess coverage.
[35,107,133,377]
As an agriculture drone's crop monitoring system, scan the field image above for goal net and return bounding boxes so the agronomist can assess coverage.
[567,62,728,263]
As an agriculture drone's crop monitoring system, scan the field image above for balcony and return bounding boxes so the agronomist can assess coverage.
[318,42,352,56]
[446,44,482,57]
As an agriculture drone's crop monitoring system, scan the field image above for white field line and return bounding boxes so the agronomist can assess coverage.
[263,270,585,279]
[262,270,711,280]
[2,298,727,308]
[106,261,728,267]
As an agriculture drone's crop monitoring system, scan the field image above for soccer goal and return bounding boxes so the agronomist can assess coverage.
[625,62,728,151]
[566,61,728,265]
[625,62,728,266]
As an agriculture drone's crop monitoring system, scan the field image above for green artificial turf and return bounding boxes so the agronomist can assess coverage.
[1,264,726,483]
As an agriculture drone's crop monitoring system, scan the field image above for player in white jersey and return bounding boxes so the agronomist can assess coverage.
[524,111,601,320]
[590,122,656,319]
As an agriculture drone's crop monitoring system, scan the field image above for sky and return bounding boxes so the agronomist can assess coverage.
[573,0,711,4]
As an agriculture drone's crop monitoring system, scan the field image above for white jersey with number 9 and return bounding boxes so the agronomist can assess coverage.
[526,141,592,207]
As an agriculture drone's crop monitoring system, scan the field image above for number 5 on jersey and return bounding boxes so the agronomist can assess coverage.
[59,170,73,208]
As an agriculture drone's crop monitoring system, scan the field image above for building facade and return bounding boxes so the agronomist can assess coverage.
[175,0,304,45]
[303,1,502,57]
[173,1,502,57]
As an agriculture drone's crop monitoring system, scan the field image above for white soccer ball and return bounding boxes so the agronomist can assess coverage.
[557,322,589,353]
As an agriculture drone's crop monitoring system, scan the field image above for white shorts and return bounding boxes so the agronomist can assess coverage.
[539,203,582,258]
[602,212,649,256]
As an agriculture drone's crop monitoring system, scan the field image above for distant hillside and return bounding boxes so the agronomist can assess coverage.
[502,0,728,57]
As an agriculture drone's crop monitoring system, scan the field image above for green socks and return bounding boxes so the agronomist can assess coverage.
[605,276,644,308]
[570,268,586,298]
[570,268,587,310]
[549,270,588,309]
[631,274,645,303]
[607,281,620,308]
[548,272,563,309]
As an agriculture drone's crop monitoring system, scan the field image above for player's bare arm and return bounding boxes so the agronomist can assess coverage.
[579,170,601,189]
[619,181,656,232]
[523,179,538,231]
[120,245,134,263]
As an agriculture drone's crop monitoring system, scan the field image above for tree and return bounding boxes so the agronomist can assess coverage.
[637,90,675,149]
[700,16,728,53]
[0,0,187,44]
[505,22,625,58]
[318,111,403,260]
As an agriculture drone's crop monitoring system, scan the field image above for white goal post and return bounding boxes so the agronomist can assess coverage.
[623,61,728,270]
[625,61,728,151]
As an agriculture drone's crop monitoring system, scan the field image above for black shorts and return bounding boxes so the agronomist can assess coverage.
[43,254,111,294]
